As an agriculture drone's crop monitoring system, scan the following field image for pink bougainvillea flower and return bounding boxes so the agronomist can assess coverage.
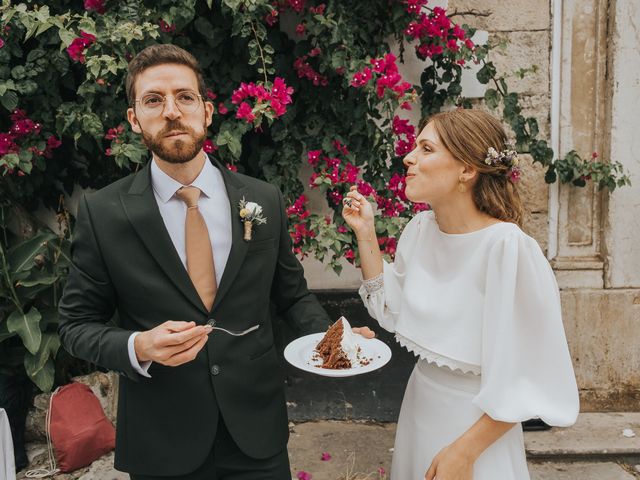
[320,452,332,461]
[0,38,5,49]
[206,89,217,100]
[294,56,328,86]
[217,103,229,115]
[84,0,106,14]
[203,139,217,153]
[236,102,256,123]
[295,23,306,36]
[350,67,372,88]
[287,0,306,13]
[0,133,18,156]
[47,136,62,149]
[307,150,322,167]
[309,3,326,15]
[356,180,376,197]
[265,9,279,26]
[158,19,176,33]
[66,31,96,63]
[328,190,343,205]
[226,163,238,172]
[378,466,386,475]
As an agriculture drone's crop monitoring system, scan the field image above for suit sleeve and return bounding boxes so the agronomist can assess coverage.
[58,194,141,380]
[270,187,331,335]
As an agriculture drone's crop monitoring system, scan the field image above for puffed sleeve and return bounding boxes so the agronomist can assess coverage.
[472,230,580,427]
[358,214,421,333]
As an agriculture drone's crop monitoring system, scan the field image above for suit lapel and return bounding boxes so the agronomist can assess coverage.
[210,157,249,312]
[120,162,208,315]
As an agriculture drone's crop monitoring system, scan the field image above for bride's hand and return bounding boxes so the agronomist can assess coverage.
[424,443,473,480]
[341,186,375,237]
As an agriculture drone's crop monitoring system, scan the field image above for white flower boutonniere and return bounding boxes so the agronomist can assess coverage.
[238,197,267,241]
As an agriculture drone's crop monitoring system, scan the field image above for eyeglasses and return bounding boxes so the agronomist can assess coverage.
[134,90,202,116]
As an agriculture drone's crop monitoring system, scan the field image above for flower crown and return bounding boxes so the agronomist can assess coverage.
[484,145,521,183]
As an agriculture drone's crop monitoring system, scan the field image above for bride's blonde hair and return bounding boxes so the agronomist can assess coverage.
[424,109,524,227]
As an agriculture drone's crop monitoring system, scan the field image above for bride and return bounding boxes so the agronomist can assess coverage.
[342,109,579,479]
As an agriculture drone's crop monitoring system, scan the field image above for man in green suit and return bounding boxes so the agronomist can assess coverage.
[58,44,337,479]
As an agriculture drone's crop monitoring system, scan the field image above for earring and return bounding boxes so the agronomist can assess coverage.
[458,176,467,193]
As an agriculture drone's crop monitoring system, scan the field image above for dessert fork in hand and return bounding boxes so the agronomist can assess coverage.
[205,318,260,336]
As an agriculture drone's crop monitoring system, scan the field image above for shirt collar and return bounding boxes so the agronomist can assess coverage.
[150,154,219,203]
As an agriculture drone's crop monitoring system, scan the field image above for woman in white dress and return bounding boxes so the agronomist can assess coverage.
[342,109,579,480]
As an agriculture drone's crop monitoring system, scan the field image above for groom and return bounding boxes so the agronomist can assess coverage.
[58,44,331,479]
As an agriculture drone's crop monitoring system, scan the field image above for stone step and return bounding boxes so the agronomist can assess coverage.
[526,413,640,459]
[529,461,638,480]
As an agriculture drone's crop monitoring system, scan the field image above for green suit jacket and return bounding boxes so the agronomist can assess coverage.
[58,157,330,476]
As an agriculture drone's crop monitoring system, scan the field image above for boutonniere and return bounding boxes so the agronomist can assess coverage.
[238,197,267,241]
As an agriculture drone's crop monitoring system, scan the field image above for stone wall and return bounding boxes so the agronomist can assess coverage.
[301,0,640,411]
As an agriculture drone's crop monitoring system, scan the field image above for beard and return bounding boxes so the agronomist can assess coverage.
[141,119,206,164]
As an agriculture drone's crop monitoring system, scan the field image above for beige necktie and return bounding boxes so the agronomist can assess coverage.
[175,186,217,310]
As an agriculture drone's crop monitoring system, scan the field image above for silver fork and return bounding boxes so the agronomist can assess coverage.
[205,319,260,336]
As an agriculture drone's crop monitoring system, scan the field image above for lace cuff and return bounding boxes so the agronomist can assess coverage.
[362,273,384,295]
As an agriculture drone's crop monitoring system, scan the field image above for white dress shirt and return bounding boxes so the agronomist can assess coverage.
[127,154,232,376]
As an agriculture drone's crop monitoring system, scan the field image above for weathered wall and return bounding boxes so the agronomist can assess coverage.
[300,0,640,412]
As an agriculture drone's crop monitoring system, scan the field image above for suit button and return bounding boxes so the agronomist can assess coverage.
[208,318,216,327]
[211,365,220,376]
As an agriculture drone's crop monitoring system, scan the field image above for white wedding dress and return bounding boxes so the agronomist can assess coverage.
[360,211,579,480]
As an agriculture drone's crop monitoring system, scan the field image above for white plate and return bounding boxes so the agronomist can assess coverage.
[284,332,392,377]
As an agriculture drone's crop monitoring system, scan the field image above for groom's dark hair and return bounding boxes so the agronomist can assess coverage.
[126,44,207,106]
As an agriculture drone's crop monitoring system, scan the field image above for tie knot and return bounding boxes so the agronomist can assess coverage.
[176,186,202,208]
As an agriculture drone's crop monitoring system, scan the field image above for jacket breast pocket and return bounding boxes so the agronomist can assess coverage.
[246,238,276,255]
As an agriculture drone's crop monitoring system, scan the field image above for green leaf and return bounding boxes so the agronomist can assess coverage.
[1,91,18,111]
[24,332,59,392]
[484,88,500,109]
[7,307,42,355]
[476,63,496,84]
[16,273,58,288]
[6,232,56,273]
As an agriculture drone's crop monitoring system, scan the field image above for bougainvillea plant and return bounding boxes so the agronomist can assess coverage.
[0,0,631,391]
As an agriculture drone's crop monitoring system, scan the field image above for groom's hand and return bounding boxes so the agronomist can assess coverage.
[352,326,375,339]
[134,321,213,366]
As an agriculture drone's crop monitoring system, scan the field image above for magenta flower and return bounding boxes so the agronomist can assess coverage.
[66,31,97,63]
[357,180,376,197]
[84,0,106,14]
[217,103,229,115]
[47,136,62,149]
[236,102,256,123]
[344,163,359,183]
[206,89,217,100]
[158,20,176,33]
[0,38,4,49]
[203,139,217,153]
[0,133,18,156]
[309,4,326,15]
[295,23,306,36]
[226,163,238,172]
[307,150,322,167]
[350,67,372,88]
[264,10,279,26]
[328,190,343,205]
[404,0,427,14]
[287,0,306,13]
